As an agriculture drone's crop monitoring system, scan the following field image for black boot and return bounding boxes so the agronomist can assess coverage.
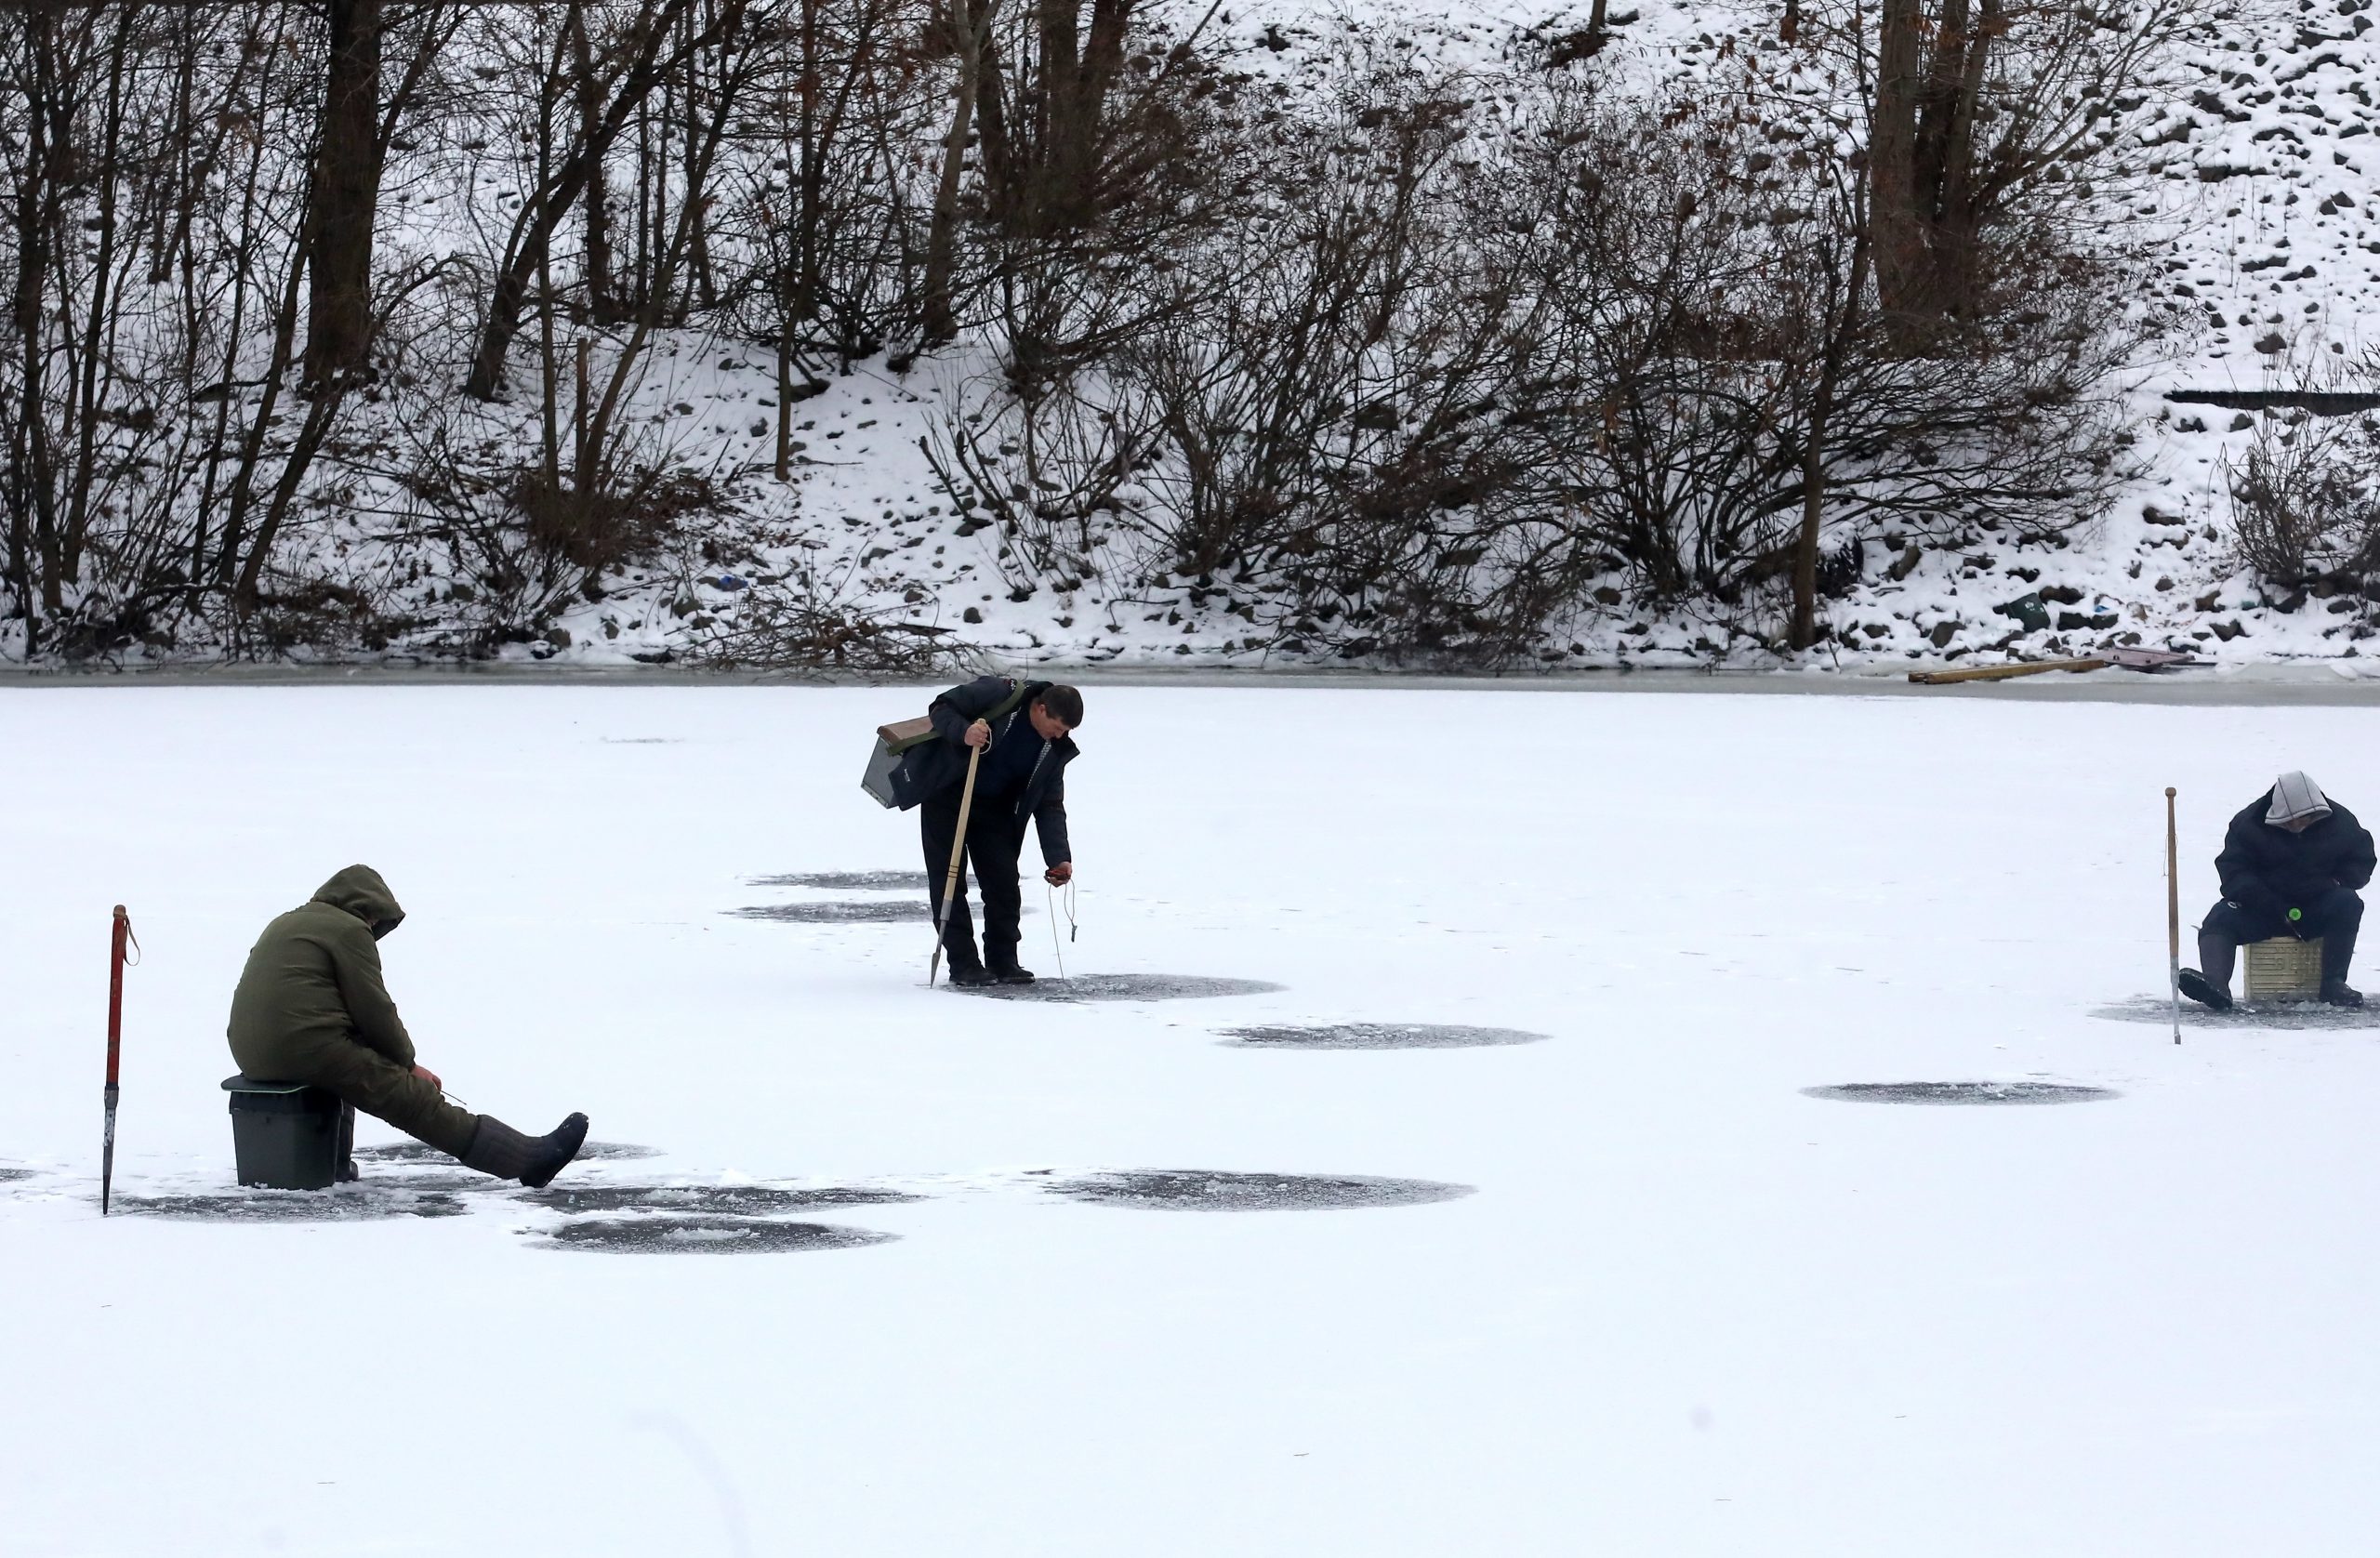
[2319,897,2362,1005]
[2181,928,2238,1010]
[937,921,989,986]
[336,1102,361,1182]
[461,1113,589,1189]
[990,962,1036,984]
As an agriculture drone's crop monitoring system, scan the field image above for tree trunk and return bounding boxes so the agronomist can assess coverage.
[566,4,615,321]
[920,0,989,344]
[464,0,718,401]
[1868,0,1927,318]
[303,0,384,385]
[1790,226,1873,652]
[1930,0,1998,315]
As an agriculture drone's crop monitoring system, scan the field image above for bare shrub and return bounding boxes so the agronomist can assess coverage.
[695,562,965,671]
[932,46,2151,663]
[2228,414,2380,587]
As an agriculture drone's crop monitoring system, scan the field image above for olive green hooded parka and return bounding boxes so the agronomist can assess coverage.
[226,866,477,1156]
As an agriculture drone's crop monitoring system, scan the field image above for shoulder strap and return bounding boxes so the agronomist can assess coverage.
[984,680,1035,724]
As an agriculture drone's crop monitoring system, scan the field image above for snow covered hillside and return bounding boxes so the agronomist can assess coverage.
[459,0,2380,674]
[12,0,2380,672]
[6,680,2380,1555]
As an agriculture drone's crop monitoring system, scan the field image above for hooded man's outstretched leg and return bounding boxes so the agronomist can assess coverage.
[313,1043,587,1187]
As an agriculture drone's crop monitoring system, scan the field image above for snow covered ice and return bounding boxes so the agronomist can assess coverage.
[7,679,2380,1555]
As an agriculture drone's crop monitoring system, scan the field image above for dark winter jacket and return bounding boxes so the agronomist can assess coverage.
[226,865,417,1077]
[905,676,1078,865]
[2215,793,2376,921]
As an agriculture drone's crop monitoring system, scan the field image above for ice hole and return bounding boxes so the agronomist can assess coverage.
[747,871,929,891]
[951,973,1284,1002]
[727,901,934,922]
[522,1183,922,1214]
[114,1187,469,1221]
[1802,1081,2119,1105]
[1220,1023,1546,1050]
[2090,997,2380,1029]
[525,1216,898,1254]
[1050,1169,1474,1211]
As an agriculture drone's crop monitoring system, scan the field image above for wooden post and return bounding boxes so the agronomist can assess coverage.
[2166,787,2182,1045]
[928,743,985,986]
[101,905,130,1214]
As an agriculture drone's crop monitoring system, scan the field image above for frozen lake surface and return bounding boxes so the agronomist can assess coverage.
[4,680,2379,1556]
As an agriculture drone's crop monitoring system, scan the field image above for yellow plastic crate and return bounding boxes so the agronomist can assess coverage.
[2242,936,2324,1002]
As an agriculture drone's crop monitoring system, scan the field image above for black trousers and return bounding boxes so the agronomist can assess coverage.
[2204,886,2363,984]
[921,793,1027,970]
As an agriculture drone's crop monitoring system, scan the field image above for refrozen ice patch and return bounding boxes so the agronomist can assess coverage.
[1049,1169,1474,1211]
[1219,1023,1547,1050]
[747,871,929,891]
[522,1183,924,1214]
[1803,1082,2120,1106]
[727,901,936,923]
[524,1216,899,1254]
[0,1167,39,1183]
[352,1170,509,1193]
[115,1187,470,1221]
[352,1140,661,1163]
[2091,997,2380,1030]
[951,974,1285,1002]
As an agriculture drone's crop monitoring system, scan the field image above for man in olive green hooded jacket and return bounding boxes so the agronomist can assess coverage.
[227,866,588,1187]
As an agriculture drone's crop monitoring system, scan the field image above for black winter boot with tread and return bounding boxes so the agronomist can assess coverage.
[2178,969,2233,1011]
[461,1112,589,1188]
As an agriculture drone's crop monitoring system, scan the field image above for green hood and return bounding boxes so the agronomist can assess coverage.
[311,865,405,940]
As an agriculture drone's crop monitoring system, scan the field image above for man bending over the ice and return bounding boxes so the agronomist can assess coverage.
[2180,772,2375,1010]
[907,678,1081,985]
[226,865,589,1186]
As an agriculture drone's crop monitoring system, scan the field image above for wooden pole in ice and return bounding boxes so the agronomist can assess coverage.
[2166,788,2182,1046]
[928,743,984,987]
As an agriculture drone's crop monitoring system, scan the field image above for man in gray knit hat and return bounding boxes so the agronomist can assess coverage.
[2180,772,2376,1010]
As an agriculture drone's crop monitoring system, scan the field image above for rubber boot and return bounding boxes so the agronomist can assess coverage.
[942,933,992,986]
[991,962,1036,984]
[2179,929,2236,1010]
[336,1102,361,1183]
[461,1113,589,1189]
[2320,899,2362,1005]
